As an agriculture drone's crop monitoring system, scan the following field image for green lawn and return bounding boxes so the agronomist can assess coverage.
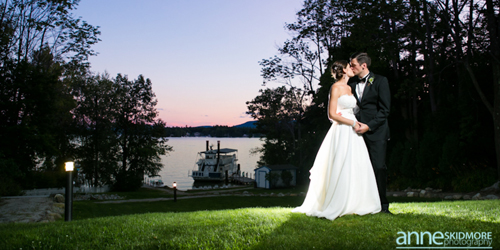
[0,190,498,249]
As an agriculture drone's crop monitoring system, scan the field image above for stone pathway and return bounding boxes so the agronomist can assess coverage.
[0,196,64,223]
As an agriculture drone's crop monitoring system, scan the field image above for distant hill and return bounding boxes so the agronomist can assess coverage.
[192,121,257,129]
[165,121,259,137]
[233,121,257,128]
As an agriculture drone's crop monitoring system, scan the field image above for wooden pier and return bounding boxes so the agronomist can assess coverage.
[231,176,255,185]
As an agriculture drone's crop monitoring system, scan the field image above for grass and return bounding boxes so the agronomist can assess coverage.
[0,189,499,249]
[73,196,302,220]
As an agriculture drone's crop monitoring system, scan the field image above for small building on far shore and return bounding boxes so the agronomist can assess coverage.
[254,165,298,189]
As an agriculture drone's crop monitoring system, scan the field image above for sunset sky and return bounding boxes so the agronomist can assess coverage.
[73,0,304,127]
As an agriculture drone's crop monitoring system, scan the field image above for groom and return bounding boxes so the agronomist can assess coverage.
[348,52,392,214]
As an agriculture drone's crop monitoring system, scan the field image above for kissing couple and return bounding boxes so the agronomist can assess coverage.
[292,52,391,220]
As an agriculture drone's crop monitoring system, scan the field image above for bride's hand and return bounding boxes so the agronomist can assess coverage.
[355,122,369,134]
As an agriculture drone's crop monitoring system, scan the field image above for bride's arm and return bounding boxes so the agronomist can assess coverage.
[328,87,357,127]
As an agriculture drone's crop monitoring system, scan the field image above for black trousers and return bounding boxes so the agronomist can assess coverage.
[364,138,389,208]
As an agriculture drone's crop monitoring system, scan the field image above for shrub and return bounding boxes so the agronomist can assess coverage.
[265,172,280,188]
[112,171,143,192]
[451,167,497,192]
[0,177,23,196]
[281,170,293,187]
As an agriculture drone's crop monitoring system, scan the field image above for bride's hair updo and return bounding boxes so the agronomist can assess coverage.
[331,60,348,80]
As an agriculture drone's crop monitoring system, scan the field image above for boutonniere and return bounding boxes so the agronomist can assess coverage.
[367,77,374,86]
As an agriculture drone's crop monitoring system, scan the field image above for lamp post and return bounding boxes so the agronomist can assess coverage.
[65,160,74,221]
[173,182,177,202]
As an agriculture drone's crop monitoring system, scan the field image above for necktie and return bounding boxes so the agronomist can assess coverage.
[357,74,369,100]
[359,74,369,84]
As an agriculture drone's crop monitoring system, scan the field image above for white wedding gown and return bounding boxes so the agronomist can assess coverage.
[292,94,381,220]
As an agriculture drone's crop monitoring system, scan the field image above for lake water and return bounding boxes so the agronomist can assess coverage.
[153,137,263,190]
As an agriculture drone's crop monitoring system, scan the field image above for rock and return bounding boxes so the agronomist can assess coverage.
[419,190,427,197]
[424,193,435,198]
[452,194,462,200]
[481,181,500,192]
[472,193,482,200]
[212,191,220,195]
[45,212,62,221]
[463,195,472,200]
[52,203,65,214]
[425,187,433,191]
[444,196,453,200]
[407,192,415,197]
[277,193,285,197]
[484,194,499,200]
[243,191,249,194]
[393,193,400,197]
[52,213,62,220]
[54,194,65,203]
[290,193,297,196]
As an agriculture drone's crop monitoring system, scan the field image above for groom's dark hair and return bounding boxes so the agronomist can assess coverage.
[350,52,371,67]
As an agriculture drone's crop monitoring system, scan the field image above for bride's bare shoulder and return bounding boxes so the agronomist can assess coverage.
[330,84,342,95]
[331,83,351,97]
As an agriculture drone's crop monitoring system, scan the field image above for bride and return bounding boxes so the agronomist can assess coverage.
[292,60,381,220]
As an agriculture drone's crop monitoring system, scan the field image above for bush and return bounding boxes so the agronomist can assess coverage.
[265,172,280,188]
[451,167,497,192]
[0,157,23,195]
[0,177,23,196]
[281,170,293,187]
[112,171,143,192]
[24,171,66,189]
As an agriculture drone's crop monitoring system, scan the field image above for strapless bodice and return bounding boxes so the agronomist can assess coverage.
[337,95,356,114]
[328,94,357,122]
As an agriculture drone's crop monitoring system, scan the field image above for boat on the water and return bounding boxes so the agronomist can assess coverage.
[189,140,240,182]
[148,179,165,187]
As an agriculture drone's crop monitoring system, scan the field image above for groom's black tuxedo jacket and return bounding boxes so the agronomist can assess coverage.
[348,73,391,142]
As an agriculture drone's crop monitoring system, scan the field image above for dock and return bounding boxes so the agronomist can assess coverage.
[231,176,255,185]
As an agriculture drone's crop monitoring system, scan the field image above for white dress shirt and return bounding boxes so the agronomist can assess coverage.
[356,72,370,100]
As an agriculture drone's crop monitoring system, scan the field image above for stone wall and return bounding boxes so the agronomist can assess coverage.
[22,185,110,196]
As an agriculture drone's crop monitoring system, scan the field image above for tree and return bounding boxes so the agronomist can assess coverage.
[259,0,351,96]
[0,0,100,63]
[113,74,172,191]
[252,0,498,191]
[0,0,100,193]
[0,46,75,191]
[246,86,305,166]
[73,73,119,187]
[73,73,172,191]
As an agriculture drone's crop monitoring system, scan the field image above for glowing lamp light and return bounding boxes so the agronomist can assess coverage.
[65,161,74,172]
[64,158,74,221]
[173,182,177,202]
